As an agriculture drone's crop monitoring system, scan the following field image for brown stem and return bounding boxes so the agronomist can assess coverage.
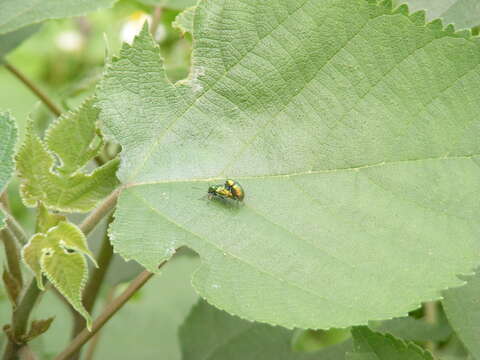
[3,62,62,117]
[150,6,163,39]
[0,204,29,246]
[79,189,120,236]
[1,227,23,288]
[54,268,161,360]
[424,301,438,354]
[84,287,116,360]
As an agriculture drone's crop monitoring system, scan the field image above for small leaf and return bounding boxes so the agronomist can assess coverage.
[0,0,117,35]
[0,111,17,229]
[16,98,119,213]
[2,268,21,306]
[173,7,195,35]
[137,0,197,11]
[443,272,480,359]
[22,318,54,342]
[347,327,433,360]
[22,221,96,329]
[180,300,350,360]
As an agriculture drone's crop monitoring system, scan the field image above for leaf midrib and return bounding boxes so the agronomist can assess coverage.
[126,153,480,187]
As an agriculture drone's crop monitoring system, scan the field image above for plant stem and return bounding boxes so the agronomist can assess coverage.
[0,204,29,246]
[80,189,120,235]
[1,227,23,288]
[84,287,116,360]
[3,62,62,117]
[424,301,438,354]
[54,268,161,360]
[71,214,115,344]
[2,279,42,360]
[150,6,163,39]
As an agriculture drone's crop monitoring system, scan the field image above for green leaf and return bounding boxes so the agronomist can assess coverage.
[22,221,97,329]
[347,327,433,360]
[373,314,452,342]
[0,0,117,35]
[180,299,350,360]
[0,24,40,61]
[98,0,480,329]
[443,272,480,359]
[95,254,200,360]
[393,0,480,29]
[16,98,119,212]
[0,111,17,228]
[173,6,195,35]
[137,0,197,11]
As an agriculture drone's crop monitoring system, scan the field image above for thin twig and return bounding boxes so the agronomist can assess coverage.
[84,287,117,360]
[79,189,120,236]
[0,203,29,245]
[54,268,162,360]
[150,6,163,39]
[424,301,438,354]
[1,227,23,288]
[3,61,62,117]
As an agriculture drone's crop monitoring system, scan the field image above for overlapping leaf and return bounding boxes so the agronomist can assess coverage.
[98,0,480,329]
[22,219,97,329]
[16,98,119,212]
[0,0,117,35]
[347,327,433,360]
[173,6,195,35]
[180,300,350,360]
[443,272,480,359]
[0,25,40,62]
[0,111,17,228]
[394,0,480,29]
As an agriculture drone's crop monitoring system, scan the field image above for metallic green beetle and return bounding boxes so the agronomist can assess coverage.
[224,179,245,202]
[207,184,234,201]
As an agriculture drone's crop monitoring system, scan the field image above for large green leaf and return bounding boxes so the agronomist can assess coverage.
[16,98,119,212]
[347,327,433,360]
[98,0,480,329]
[0,111,17,228]
[180,299,351,360]
[0,0,117,35]
[394,0,480,29]
[443,272,480,359]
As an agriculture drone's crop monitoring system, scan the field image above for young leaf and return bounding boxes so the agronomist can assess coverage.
[22,221,97,329]
[99,0,480,329]
[0,0,117,35]
[137,0,197,11]
[0,111,17,227]
[22,318,55,342]
[16,98,119,212]
[180,300,350,360]
[393,0,480,29]
[347,327,433,360]
[173,6,195,35]
[443,272,480,359]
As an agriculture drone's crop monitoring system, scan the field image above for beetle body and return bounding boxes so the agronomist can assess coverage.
[224,179,245,201]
